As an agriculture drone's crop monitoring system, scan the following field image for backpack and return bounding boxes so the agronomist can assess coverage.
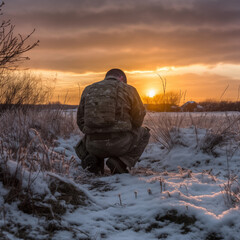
[84,80,119,128]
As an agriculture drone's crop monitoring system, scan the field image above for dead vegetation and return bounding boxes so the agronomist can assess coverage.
[0,107,88,238]
[146,112,240,153]
[0,107,79,152]
[0,107,240,238]
[0,2,39,70]
[0,71,53,112]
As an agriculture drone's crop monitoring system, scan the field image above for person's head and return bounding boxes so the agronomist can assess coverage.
[105,68,127,83]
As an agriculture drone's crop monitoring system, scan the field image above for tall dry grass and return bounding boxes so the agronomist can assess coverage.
[145,112,240,152]
[0,106,80,187]
[0,107,79,152]
[0,71,52,112]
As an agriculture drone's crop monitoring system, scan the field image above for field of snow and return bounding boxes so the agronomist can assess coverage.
[0,110,240,240]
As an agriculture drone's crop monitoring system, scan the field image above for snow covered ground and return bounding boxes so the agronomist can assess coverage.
[1,111,240,240]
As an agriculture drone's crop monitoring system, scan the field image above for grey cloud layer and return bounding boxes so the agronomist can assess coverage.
[8,0,240,30]
[4,0,240,72]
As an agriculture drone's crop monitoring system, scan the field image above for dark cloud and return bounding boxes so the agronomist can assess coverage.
[38,29,240,52]
[6,0,240,31]
[3,0,240,73]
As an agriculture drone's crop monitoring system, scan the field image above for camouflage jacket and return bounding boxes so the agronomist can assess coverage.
[77,77,146,134]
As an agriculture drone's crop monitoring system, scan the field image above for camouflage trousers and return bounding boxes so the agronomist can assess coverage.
[75,127,150,168]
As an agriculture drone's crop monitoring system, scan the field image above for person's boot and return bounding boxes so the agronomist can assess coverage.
[106,158,129,174]
[97,158,105,174]
[82,154,103,174]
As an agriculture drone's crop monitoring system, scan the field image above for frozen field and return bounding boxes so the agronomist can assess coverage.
[0,110,240,240]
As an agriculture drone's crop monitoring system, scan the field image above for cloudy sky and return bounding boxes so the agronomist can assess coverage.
[3,0,240,104]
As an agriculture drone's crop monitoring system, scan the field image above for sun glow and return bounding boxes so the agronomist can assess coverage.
[147,89,156,98]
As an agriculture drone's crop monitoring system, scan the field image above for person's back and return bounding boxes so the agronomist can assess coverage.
[75,69,150,174]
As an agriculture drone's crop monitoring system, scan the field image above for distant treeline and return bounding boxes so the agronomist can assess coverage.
[2,101,240,114]
[145,101,240,112]
[144,104,178,112]
[198,101,240,112]
[0,103,78,113]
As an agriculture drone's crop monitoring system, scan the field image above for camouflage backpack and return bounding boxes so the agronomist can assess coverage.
[84,80,119,128]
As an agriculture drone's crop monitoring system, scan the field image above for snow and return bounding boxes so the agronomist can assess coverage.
[1,112,240,239]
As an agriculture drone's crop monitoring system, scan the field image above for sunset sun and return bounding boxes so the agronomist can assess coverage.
[147,89,156,98]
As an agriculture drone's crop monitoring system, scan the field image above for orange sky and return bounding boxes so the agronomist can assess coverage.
[4,0,240,104]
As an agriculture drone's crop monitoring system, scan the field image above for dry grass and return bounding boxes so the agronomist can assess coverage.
[0,107,79,152]
[145,112,187,149]
[145,112,240,152]
[221,175,240,207]
[145,111,240,207]
[0,107,82,220]
[1,108,240,214]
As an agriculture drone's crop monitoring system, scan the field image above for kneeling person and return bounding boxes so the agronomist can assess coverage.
[75,68,150,174]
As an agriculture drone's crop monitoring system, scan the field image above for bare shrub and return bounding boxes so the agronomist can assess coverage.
[200,132,223,155]
[221,175,240,207]
[0,71,52,112]
[199,113,240,154]
[146,112,187,150]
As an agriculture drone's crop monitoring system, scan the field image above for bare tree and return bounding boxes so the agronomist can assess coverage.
[0,2,39,70]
